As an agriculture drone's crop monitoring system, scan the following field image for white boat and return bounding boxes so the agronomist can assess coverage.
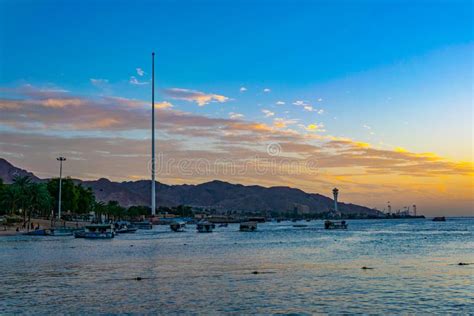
[170,221,186,232]
[197,221,214,233]
[239,221,257,232]
[75,224,115,239]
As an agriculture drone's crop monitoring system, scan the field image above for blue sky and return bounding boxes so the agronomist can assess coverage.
[0,0,473,214]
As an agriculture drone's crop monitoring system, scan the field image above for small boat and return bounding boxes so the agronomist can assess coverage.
[76,224,115,239]
[24,229,51,236]
[293,224,308,228]
[50,227,74,236]
[74,230,86,238]
[324,220,348,230]
[197,221,214,233]
[218,223,228,227]
[239,221,257,232]
[432,217,446,222]
[115,221,138,234]
[132,221,153,230]
[170,221,186,232]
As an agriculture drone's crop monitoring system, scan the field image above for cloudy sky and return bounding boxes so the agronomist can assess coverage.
[0,0,472,215]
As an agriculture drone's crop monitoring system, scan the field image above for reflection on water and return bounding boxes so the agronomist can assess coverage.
[1,218,473,314]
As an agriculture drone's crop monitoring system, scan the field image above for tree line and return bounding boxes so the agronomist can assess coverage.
[0,176,194,223]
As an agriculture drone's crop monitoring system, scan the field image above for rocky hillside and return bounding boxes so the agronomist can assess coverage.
[0,158,381,216]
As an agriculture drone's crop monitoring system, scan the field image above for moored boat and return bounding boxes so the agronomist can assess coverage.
[239,221,257,232]
[76,224,115,239]
[115,221,138,234]
[324,220,348,230]
[24,229,51,236]
[50,227,74,236]
[132,221,153,230]
[170,221,186,232]
[197,221,214,233]
[293,224,308,228]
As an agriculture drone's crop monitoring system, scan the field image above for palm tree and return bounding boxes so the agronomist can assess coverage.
[29,183,52,223]
[12,176,33,226]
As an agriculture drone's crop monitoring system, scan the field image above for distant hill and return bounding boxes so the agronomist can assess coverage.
[0,158,41,183]
[0,158,381,216]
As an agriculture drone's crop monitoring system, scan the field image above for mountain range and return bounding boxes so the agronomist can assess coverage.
[0,158,381,216]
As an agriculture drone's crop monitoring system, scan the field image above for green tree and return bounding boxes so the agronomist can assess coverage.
[29,183,52,219]
[47,178,79,215]
[12,176,33,224]
[76,184,95,214]
[105,200,126,220]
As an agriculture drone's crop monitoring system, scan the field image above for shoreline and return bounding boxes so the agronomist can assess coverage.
[1,218,88,237]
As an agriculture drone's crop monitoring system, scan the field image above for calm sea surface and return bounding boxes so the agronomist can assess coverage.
[1,218,473,314]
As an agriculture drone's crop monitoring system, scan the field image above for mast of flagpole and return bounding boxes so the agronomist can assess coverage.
[151,52,156,216]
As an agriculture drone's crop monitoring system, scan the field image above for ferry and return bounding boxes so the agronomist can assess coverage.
[170,221,186,232]
[197,221,214,233]
[239,221,257,232]
[324,220,348,230]
[74,224,115,239]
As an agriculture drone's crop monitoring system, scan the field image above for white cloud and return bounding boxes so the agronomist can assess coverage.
[240,87,247,92]
[363,124,371,130]
[304,123,325,132]
[317,98,323,102]
[293,100,309,106]
[263,88,271,93]
[276,101,285,105]
[156,101,173,109]
[262,109,275,117]
[273,118,299,128]
[163,88,229,106]
[90,78,109,87]
[317,109,324,114]
[303,105,314,112]
[136,68,145,76]
[129,76,148,85]
[229,112,244,119]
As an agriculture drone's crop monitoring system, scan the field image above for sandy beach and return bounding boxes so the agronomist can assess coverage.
[1,218,87,236]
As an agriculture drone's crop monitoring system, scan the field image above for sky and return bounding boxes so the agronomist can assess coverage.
[0,0,473,215]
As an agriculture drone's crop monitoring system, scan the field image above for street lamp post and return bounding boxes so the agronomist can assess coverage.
[57,157,66,221]
[151,52,156,216]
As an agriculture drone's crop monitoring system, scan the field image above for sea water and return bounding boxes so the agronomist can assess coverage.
[1,218,473,314]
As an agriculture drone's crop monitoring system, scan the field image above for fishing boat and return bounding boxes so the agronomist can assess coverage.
[24,229,50,236]
[293,224,308,228]
[432,216,446,222]
[115,221,138,234]
[75,224,115,239]
[132,221,153,230]
[239,221,257,232]
[24,227,74,236]
[324,220,348,230]
[170,221,186,232]
[49,227,74,236]
[196,221,214,233]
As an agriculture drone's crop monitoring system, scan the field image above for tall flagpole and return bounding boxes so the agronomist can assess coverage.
[151,52,156,216]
